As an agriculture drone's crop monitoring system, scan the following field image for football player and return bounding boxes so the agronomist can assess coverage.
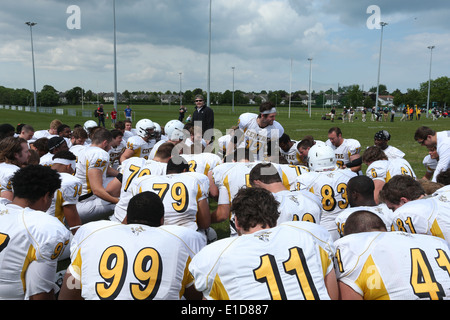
[249,162,322,224]
[75,128,118,223]
[233,102,284,160]
[362,146,416,204]
[335,210,450,300]
[326,127,362,174]
[120,118,157,162]
[59,191,205,300]
[373,130,405,160]
[189,187,338,300]
[0,137,30,201]
[132,156,211,241]
[0,165,70,300]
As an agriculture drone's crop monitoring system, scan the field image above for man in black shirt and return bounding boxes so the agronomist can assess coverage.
[191,94,214,144]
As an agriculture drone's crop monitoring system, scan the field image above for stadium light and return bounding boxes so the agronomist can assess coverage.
[25,22,37,113]
[232,67,235,113]
[426,45,435,118]
[308,58,313,118]
[375,22,387,111]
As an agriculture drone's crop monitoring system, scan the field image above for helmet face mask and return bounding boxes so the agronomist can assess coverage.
[308,144,336,172]
[136,119,156,139]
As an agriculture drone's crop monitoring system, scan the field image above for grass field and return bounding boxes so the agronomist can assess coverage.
[1,103,448,238]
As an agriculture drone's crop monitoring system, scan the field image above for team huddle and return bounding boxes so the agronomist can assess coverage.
[1,101,450,300]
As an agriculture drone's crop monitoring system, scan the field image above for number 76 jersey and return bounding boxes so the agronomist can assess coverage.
[334,231,450,300]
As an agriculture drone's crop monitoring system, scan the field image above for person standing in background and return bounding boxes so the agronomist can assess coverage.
[191,95,214,144]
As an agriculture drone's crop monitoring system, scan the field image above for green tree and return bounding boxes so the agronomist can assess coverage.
[38,85,59,106]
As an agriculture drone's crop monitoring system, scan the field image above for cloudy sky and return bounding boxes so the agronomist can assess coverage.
[1,0,449,96]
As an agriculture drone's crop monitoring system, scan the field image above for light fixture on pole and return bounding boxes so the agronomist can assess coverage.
[207,0,212,108]
[179,72,183,106]
[25,21,37,113]
[113,0,118,112]
[232,67,235,113]
[375,22,387,111]
[426,45,435,118]
[308,58,313,118]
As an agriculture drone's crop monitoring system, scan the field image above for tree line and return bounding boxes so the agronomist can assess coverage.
[1,76,449,109]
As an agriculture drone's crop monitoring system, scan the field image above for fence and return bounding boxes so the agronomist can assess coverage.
[0,105,95,118]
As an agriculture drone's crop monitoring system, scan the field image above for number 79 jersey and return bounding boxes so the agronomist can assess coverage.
[334,231,450,300]
[132,172,210,230]
[189,221,335,300]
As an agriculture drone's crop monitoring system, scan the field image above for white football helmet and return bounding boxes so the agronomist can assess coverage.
[164,120,185,141]
[83,120,97,133]
[308,144,336,172]
[136,119,156,139]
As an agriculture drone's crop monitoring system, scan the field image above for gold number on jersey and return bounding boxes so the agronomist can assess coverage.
[320,183,348,212]
[253,247,319,300]
[152,182,189,213]
[393,217,417,233]
[0,232,10,253]
[124,165,151,192]
[73,184,82,198]
[187,160,197,172]
[96,245,162,300]
[293,213,316,223]
[410,248,446,300]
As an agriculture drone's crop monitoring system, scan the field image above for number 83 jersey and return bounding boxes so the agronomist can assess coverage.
[132,172,210,231]
[334,231,450,300]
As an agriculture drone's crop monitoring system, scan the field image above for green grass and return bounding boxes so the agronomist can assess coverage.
[2,104,448,238]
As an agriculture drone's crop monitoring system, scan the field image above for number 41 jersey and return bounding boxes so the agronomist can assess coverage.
[335,231,450,300]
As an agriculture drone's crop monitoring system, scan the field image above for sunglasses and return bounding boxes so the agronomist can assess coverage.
[195,100,203,102]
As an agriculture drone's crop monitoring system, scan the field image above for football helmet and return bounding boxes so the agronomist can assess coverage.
[83,120,97,133]
[308,144,336,172]
[164,120,185,141]
[153,122,162,141]
[136,119,156,139]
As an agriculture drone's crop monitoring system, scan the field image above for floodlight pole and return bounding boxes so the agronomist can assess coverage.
[25,22,37,113]
[308,58,313,118]
[426,45,435,118]
[375,22,387,111]
[113,0,118,111]
[207,0,212,108]
[232,67,235,113]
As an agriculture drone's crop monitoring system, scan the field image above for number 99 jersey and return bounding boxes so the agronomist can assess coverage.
[68,220,206,300]
[334,231,450,300]
[189,221,335,300]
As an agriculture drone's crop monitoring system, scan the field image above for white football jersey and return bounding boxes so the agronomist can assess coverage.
[125,135,156,160]
[326,138,361,169]
[382,145,405,160]
[113,158,167,223]
[390,195,450,244]
[68,220,205,300]
[132,172,210,231]
[423,155,438,176]
[335,231,450,300]
[293,169,358,240]
[189,221,335,300]
[273,189,322,225]
[181,152,222,176]
[74,146,110,197]
[0,163,20,194]
[334,204,394,238]
[109,140,126,170]
[237,113,284,160]
[0,204,70,299]
[279,140,303,165]
[277,163,310,191]
[46,172,83,223]
[39,152,54,167]
[366,158,416,182]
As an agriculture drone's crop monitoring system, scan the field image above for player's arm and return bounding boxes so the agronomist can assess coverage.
[88,168,119,204]
[58,269,83,300]
[338,281,363,300]
[346,153,362,172]
[211,203,230,223]
[207,171,218,199]
[63,204,82,235]
[105,173,122,197]
[324,267,339,300]
[197,198,211,230]
[0,190,13,201]
[120,148,135,163]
